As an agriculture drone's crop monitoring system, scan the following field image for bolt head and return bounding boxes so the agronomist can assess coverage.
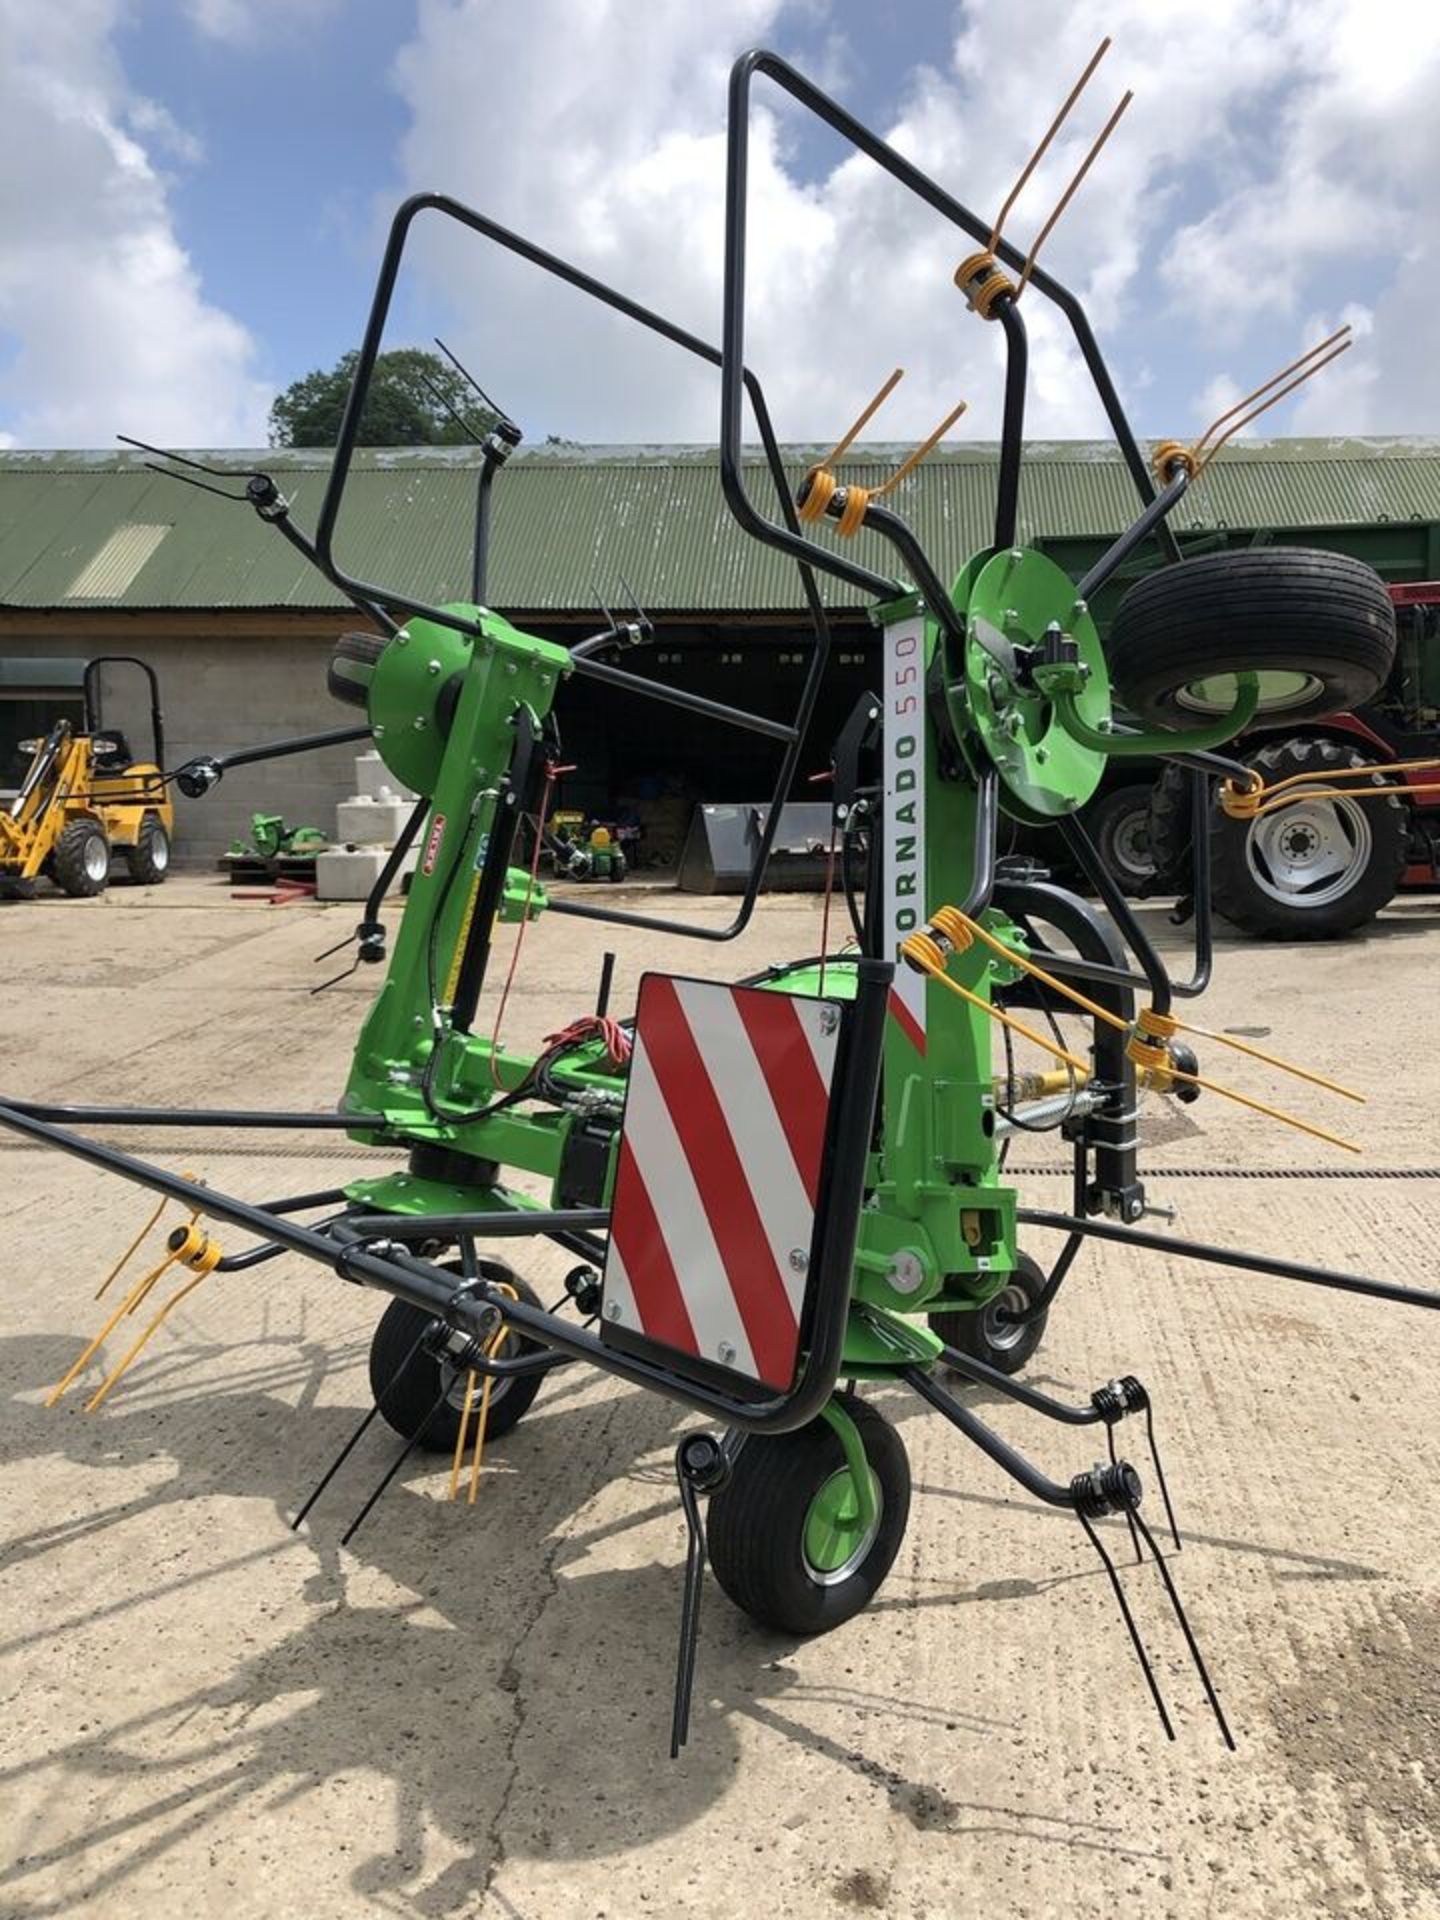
[427,658,442,675]
[717,1340,737,1365]
[412,717,427,730]
[603,1299,623,1322]
[818,1005,840,1037]
[788,1249,809,1275]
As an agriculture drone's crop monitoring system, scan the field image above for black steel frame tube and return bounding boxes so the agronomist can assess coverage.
[1058,814,1173,1014]
[934,1344,1103,1425]
[993,300,1028,551]
[1076,467,1189,604]
[1,1099,391,1130]
[1018,1208,1440,1311]
[209,725,373,776]
[904,1365,1076,1507]
[304,188,839,949]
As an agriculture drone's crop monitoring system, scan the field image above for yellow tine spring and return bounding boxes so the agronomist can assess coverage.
[448,1370,480,1500]
[453,1282,519,1504]
[94,1196,168,1301]
[46,1252,182,1406]
[902,933,1090,1072]
[986,37,1113,254]
[1177,1020,1364,1103]
[946,902,1362,1102]
[1193,336,1351,475]
[1192,326,1351,467]
[943,907,1129,1033]
[870,401,969,499]
[817,368,905,472]
[1017,87,1134,299]
[83,1266,215,1413]
[1163,1065,1362,1155]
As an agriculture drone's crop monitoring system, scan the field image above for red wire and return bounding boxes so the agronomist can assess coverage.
[487,764,556,1089]
[817,819,838,998]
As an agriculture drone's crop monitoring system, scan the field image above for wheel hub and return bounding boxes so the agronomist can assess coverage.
[1247,795,1371,905]
[803,1466,883,1585]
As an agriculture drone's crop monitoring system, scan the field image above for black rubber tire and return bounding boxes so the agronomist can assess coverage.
[368,1268,545,1452]
[327,630,388,711]
[929,1250,1049,1376]
[707,1392,910,1635]
[124,815,170,885]
[1083,783,1156,896]
[1145,763,1194,893]
[1207,736,1406,938]
[1106,549,1396,729]
[51,818,110,897]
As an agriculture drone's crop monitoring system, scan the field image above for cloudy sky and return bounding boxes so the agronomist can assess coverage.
[1,0,1436,453]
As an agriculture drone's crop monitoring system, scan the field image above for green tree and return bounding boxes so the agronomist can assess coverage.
[268,347,495,448]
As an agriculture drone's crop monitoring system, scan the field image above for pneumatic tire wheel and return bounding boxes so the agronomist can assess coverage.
[1106,549,1395,729]
[1212,736,1405,937]
[125,815,170,885]
[707,1392,911,1635]
[1083,783,1156,895]
[929,1251,1048,1376]
[51,818,110,897]
[368,1266,545,1452]
[328,630,388,711]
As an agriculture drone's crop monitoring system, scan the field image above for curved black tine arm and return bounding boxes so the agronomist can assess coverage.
[721,48,1179,588]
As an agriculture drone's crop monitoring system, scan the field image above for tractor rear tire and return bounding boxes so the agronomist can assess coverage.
[125,816,171,885]
[929,1251,1049,1375]
[368,1268,545,1453]
[52,819,110,897]
[1106,549,1395,730]
[1209,736,1406,937]
[327,630,388,711]
[707,1392,910,1635]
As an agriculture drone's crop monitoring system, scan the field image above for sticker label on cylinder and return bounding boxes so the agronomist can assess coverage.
[883,614,927,1052]
[421,813,447,876]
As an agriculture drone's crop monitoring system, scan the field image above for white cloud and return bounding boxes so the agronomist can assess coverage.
[384,0,1439,451]
[0,0,270,448]
[181,0,341,47]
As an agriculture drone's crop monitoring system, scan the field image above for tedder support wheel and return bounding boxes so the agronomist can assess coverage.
[368,1268,545,1452]
[1083,782,1156,895]
[707,1392,911,1635]
[1148,739,1407,938]
[51,818,111,897]
[327,630,388,710]
[1106,549,1395,730]
[929,1250,1049,1376]
[125,815,171,885]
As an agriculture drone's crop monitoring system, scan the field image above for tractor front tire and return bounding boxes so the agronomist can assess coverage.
[51,819,110,897]
[929,1251,1049,1375]
[368,1269,546,1452]
[125,815,171,885]
[1084,783,1156,896]
[707,1393,910,1635]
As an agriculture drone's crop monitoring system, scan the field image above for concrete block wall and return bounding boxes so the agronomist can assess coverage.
[0,614,381,866]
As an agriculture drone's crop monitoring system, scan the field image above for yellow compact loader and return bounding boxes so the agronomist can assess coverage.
[0,657,174,898]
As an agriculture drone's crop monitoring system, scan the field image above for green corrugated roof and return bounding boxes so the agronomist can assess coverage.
[2,438,1438,615]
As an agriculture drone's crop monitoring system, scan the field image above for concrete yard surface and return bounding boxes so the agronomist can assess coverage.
[1,876,1438,1919]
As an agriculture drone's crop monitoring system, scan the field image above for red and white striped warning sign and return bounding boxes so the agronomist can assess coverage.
[601,976,841,1389]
